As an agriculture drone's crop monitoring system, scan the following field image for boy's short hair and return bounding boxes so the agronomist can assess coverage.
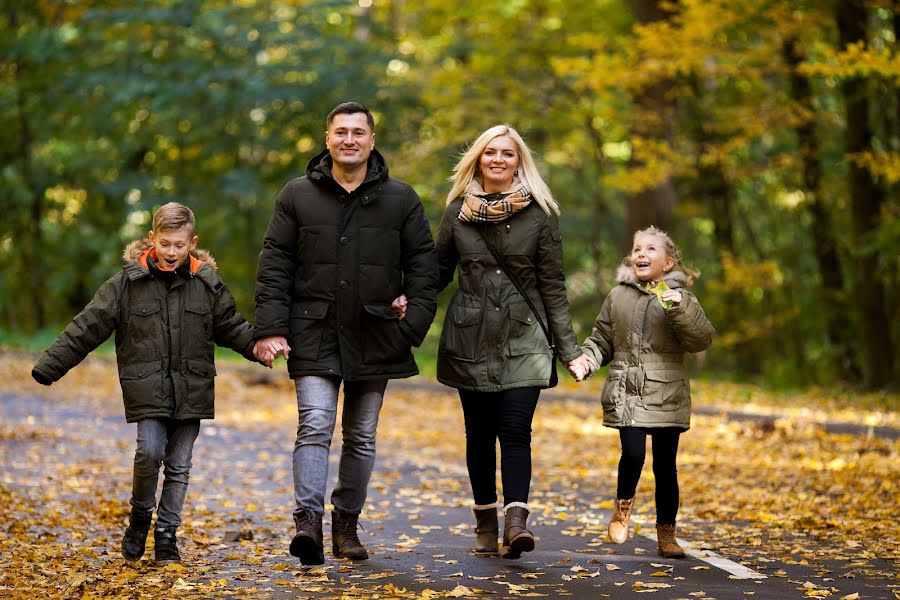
[153,202,196,235]
[326,101,375,131]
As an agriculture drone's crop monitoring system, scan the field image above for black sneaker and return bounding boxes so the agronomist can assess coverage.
[121,511,152,561]
[154,527,181,565]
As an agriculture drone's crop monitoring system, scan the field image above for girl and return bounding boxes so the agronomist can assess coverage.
[581,226,714,557]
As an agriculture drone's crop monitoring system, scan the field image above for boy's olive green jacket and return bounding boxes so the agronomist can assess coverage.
[581,267,715,430]
[31,240,256,422]
[435,199,581,392]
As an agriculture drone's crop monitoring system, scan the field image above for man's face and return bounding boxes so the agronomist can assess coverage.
[148,227,197,271]
[325,112,374,170]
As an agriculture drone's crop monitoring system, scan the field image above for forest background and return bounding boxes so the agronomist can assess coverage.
[2,0,898,391]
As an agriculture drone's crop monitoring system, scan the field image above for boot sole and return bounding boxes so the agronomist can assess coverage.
[501,535,535,559]
[290,534,325,565]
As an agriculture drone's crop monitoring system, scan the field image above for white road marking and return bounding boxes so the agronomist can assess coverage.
[641,531,767,579]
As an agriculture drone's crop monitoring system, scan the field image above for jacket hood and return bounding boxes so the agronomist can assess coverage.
[305,147,389,186]
[122,239,217,273]
[616,263,690,288]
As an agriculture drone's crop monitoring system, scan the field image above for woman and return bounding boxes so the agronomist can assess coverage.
[429,125,592,558]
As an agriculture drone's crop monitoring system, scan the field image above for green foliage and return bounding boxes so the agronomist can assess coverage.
[2,0,897,388]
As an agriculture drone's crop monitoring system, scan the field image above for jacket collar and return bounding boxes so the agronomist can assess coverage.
[616,264,690,290]
[306,148,389,205]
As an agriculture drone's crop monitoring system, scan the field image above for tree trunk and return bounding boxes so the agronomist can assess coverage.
[625,0,677,253]
[836,0,894,389]
[783,37,860,381]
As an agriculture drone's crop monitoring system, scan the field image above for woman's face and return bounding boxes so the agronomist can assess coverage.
[479,135,519,193]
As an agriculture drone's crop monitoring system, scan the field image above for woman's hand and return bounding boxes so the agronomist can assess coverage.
[391,294,408,320]
[565,353,597,382]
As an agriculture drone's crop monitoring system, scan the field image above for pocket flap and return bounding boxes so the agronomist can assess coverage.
[131,303,160,317]
[185,302,211,315]
[509,302,538,325]
[119,360,162,380]
[187,359,216,377]
[449,304,480,327]
[645,369,685,383]
[363,303,398,320]
[291,301,330,320]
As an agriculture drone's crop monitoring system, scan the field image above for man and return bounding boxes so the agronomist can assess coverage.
[253,102,438,565]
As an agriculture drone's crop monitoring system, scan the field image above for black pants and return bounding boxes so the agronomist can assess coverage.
[616,426,683,525]
[459,387,540,506]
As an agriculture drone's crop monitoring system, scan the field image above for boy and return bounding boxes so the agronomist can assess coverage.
[32,202,259,565]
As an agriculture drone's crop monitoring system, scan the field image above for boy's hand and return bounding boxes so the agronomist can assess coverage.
[391,294,408,320]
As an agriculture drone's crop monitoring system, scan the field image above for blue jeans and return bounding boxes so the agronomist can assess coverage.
[130,418,201,529]
[293,376,386,518]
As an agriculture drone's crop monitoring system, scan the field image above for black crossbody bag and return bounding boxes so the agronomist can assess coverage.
[477,226,559,387]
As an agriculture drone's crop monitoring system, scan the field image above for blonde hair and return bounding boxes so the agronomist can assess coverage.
[153,202,196,235]
[445,125,560,216]
[627,226,700,285]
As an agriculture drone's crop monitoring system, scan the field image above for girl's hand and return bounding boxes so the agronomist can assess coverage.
[391,294,408,320]
[661,290,683,305]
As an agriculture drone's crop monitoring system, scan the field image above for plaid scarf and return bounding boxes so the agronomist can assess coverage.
[457,178,532,223]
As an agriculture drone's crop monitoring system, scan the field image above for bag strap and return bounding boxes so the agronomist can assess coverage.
[477,226,555,353]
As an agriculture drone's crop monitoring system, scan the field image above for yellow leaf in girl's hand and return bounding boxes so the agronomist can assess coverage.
[646,280,673,309]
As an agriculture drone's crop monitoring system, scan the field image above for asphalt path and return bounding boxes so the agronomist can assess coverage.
[1,391,896,599]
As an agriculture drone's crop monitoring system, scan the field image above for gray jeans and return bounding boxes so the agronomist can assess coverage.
[293,376,386,517]
[130,417,201,529]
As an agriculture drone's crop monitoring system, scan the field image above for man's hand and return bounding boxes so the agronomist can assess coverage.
[391,294,408,320]
[253,336,291,368]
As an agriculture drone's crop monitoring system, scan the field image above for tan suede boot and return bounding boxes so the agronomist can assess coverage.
[656,523,686,558]
[472,505,499,555]
[607,497,634,544]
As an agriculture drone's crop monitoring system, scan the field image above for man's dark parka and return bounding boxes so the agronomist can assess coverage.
[253,148,439,380]
[32,241,257,422]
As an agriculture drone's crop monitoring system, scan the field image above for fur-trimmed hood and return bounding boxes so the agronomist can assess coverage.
[122,238,218,272]
[616,263,690,288]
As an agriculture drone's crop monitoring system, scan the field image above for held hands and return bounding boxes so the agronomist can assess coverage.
[565,353,599,382]
[391,294,408,320]
[253,336,291,368]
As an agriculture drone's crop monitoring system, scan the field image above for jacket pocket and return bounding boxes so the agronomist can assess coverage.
[119,359,164,417]
[641,369,687,410]
[289,300,330,360]
[185,358,216,415]
[601,369,625,420]
[440,303,482,361]
[184,301,213,340]
[129,302,162,340]
[361,303,407,364]
[507,302,545,357]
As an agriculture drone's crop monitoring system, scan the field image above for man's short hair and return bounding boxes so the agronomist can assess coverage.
[326,101,375,131]
[153,202,196,235]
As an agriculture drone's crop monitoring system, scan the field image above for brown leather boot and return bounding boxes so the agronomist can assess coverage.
[608,497,634,544]
[473,505,499,555]
[656,523,686,558]
[332,510,368,560]
[501,504,535,559]
[289,507,324,565]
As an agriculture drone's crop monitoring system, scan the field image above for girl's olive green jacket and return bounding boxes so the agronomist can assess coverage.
[581,267,715,430]
[31,240,256,423]
[435,199,581,392]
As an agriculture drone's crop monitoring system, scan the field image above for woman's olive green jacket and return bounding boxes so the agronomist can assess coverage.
[435,198,581,392]
[581,267,715,430]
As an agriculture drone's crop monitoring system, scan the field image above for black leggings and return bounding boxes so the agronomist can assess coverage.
[617,426,683,525]
[459,387,540,506]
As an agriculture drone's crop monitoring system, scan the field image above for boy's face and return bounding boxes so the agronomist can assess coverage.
[148,227,198,271]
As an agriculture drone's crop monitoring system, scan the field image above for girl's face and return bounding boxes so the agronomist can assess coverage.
[630,234,675,282]
[479,135,519,193]
[149,227,197,271]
